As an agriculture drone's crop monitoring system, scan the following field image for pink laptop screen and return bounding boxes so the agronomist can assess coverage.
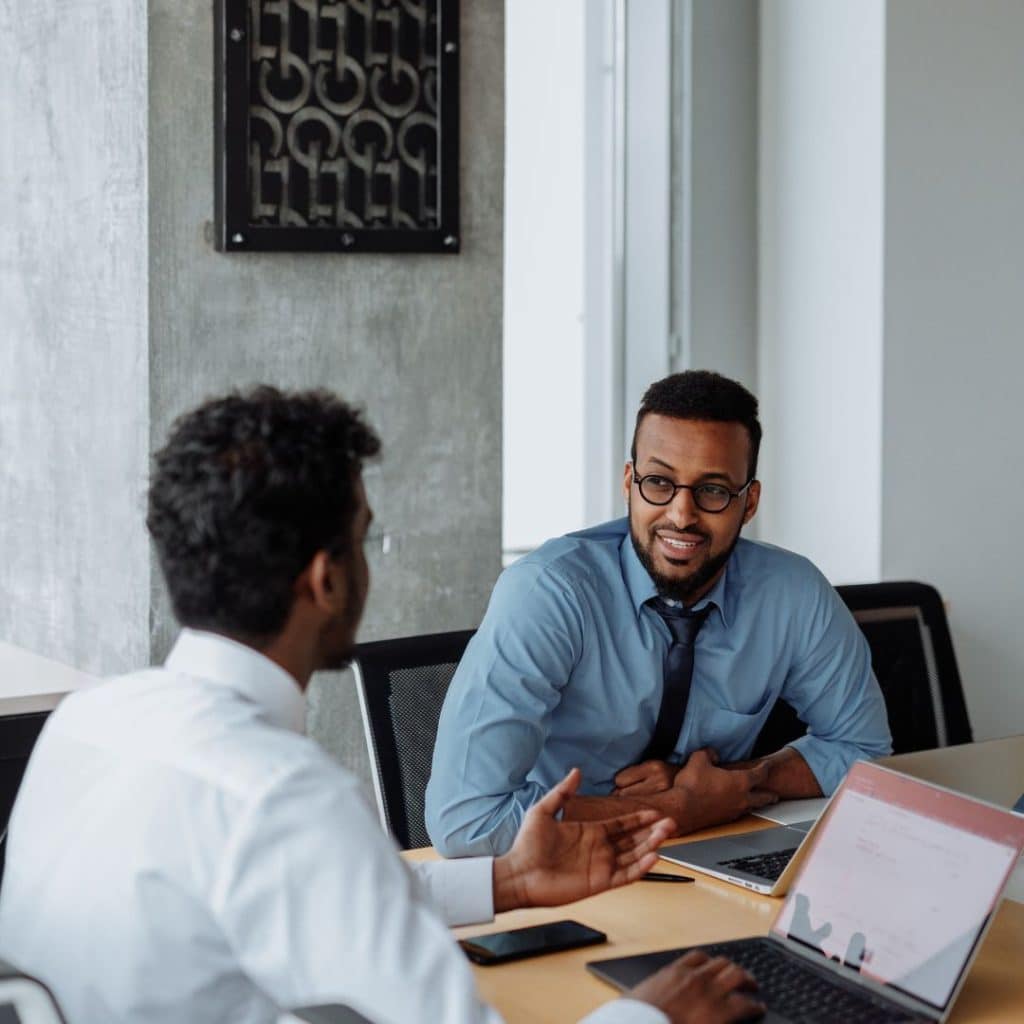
[772,760,1024,1010]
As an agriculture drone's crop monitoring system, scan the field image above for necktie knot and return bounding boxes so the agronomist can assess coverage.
[654,599,711,646]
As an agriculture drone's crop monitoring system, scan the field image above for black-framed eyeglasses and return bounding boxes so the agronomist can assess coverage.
[632,469,754,513]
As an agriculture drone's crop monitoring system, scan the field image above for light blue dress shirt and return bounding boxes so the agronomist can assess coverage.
[426,518,892,857]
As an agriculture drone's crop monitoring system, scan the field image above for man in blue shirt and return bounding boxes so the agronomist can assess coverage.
[426,371,892,857]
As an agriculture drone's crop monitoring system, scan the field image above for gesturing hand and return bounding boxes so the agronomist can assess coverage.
[492,768,676,912]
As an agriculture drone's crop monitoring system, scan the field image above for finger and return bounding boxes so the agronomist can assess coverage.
[706,961,758,995]
[601,806,662,838]
[705,747,721,766]
[725,992,767,1021]
[614,778,666,797]
[685,747,714,770]
[747,788,779,809]
[745,759,772,787]
[613,763,654,787]
[611,817,676,863]
[677,949,710,968]
[611,849,662,886]
[534,767,582,816]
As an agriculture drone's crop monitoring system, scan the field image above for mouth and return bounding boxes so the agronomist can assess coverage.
[654,531,707,562]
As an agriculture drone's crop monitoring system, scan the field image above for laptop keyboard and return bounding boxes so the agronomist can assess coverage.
[699,940,923,1023]
[719,847,799,882]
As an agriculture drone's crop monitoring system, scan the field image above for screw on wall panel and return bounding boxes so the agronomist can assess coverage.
[444,41,457,54]
[231,232,245,244]
[229,28,245,42]
[341,233,355,247]
[443,235,457,247]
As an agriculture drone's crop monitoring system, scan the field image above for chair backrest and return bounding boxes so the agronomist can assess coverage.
[0,960,66,1023]
[751,581,971,757]
[352,630,476,850]
[0,712,51,891]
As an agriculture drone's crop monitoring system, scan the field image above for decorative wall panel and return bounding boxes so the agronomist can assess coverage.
[215,0,459,252]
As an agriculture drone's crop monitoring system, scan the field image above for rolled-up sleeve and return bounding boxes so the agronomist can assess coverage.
[425,561,583,857]
[782,574,893,794]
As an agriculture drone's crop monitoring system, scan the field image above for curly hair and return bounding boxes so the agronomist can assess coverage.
[631,370,762,478]
[147,386,381,643]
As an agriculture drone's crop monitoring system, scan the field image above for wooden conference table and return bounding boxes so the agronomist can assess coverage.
[408,736,1024,1023]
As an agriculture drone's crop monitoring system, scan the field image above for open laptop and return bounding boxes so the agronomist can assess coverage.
[589,761,1024,1024]
[656,798,831,896]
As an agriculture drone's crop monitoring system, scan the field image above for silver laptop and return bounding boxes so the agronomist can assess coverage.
[589,761,1024,1023]
[657,800,831,896]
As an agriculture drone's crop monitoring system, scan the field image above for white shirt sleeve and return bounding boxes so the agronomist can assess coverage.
[214,754,667,1024]
[212,757,504,1024]
[579,999,670,1024]
[407,857,495,927]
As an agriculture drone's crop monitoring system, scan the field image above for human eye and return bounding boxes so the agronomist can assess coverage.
[643,475,676,497]
[696,483,729,500]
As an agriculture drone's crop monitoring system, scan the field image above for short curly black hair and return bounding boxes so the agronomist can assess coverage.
[631,370,762,478]
[147,386,380,643]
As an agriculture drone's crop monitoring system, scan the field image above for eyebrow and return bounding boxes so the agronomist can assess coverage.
[642,456,735,484]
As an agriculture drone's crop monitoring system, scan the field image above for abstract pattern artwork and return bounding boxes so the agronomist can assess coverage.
[216,0,459,252]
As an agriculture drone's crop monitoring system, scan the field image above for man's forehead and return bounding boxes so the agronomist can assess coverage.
[635,415,750,473]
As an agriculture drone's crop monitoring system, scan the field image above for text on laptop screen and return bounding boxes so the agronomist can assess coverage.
[772,762,1024,1011]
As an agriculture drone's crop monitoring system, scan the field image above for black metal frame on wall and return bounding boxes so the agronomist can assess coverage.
[215,0,459,253]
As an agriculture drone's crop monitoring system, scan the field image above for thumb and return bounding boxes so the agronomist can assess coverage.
[534,767,582,816]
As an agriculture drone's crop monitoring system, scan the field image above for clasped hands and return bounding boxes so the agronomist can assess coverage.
[612,747,780,833]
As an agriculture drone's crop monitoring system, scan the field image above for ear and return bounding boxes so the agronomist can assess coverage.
[304,549,348,615]
[622,461,633,506]
[742,480,761,525]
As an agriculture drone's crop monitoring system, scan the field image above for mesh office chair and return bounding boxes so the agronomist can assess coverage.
[0,712,51,891]
[752,581,972,757]
[352,630,476,850]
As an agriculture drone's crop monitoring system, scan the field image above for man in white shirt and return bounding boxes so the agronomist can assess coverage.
[0,387,762,1024]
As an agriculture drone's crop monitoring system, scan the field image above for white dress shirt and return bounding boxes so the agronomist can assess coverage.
[0,630,664,1024]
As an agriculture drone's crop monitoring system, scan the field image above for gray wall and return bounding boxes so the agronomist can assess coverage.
[148,0,505,778]
[2,1,504,788]
[680,0,759,391]
[882,0,1024,740]
[0,0,151,674]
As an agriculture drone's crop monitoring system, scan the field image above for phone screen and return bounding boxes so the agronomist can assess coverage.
[459,920,607,965]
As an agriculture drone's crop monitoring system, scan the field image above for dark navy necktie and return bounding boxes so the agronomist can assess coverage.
[642,599,711,762]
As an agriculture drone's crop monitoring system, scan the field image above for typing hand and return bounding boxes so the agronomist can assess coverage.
[671,748,777,831]
[629,949,765,1024]
[492,768,676,912]
[613,759,678,797]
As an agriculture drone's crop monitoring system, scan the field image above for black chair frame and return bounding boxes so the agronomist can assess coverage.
[352,630,475,850]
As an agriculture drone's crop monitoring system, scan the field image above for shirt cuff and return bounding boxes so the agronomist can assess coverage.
[579,997,669,1024]
[410,856,495,927]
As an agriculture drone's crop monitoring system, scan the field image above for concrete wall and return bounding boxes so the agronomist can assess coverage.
[0,0,151,675]
[148,0,505,778]
[1,1,504,790]
[882,0,1024,740]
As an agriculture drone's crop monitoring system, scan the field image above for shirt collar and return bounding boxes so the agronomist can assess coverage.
[164,629,307,734]
[619,527,734,628]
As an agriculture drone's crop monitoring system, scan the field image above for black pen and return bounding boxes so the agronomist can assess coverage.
[640,871,695,883]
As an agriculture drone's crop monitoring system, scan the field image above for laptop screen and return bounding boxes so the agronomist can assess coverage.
[772,761,1024,1012]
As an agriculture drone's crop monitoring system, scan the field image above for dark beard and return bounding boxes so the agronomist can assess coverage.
[630,525,741,604]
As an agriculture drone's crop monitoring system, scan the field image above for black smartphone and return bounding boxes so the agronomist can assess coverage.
[459,919,607,966]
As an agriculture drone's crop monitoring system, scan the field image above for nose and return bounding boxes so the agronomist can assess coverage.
[664,485,701,527]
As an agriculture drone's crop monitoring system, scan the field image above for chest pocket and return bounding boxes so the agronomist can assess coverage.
[685,687,775,760]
